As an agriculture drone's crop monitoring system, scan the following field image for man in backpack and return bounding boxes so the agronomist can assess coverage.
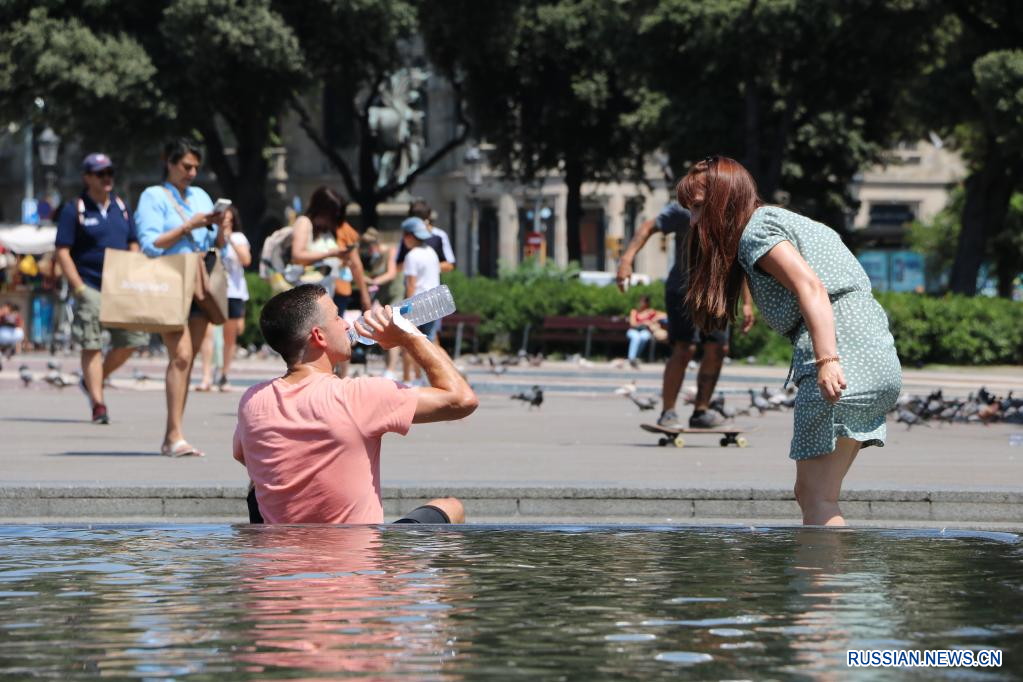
[55,153,149,424]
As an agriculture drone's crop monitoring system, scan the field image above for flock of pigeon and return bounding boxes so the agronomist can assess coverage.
[893,387,1023,428]
[17,360,151,389]
[616,382,797,419]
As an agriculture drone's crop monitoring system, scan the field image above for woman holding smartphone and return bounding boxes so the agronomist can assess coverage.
[135,138,227,458]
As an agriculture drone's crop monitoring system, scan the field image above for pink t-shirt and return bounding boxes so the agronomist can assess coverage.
[233,373,418,524]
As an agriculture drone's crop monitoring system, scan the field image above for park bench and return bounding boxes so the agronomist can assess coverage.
[519,314,667,360]
[530,315,630,358]
[439,313,481,359]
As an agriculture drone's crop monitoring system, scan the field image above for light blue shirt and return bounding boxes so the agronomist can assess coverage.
[135,182,217,257]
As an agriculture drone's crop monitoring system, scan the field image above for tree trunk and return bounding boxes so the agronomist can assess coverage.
[355,191,379,231]
[949,157,1015,295]
[200,121,269,245]
[564,155,583,264]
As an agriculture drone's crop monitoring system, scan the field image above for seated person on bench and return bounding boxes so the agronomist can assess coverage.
[234,284,478,524]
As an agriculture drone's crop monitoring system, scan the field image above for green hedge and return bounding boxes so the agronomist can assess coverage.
[875,291,1023,366]
[238,272,273,349]
[236,265,1023,366]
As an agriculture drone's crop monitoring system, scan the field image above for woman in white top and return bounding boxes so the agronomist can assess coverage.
[197,205,250,391]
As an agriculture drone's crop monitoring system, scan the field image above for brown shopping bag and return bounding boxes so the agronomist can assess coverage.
[99,248,196,332]
[194,249,228,325]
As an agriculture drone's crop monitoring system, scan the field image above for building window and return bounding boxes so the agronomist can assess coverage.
[868,202,917,227]
[624,198,642,244]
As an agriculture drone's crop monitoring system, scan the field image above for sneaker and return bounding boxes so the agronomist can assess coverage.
[79,377,95,409]
[657,410,682,428]
[92,403,110,425]
[629,359,640,370]
[689,409,724,429]
[382,370,400,381]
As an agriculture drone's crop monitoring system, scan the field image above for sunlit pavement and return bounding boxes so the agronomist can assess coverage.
[1,352,1021,528]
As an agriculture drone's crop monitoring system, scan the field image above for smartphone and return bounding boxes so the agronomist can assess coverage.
[212,198,232,214]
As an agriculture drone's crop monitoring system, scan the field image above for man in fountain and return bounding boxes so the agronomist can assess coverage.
[233,284,478,524]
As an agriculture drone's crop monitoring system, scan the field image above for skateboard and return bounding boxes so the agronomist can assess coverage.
[640,423,754,448]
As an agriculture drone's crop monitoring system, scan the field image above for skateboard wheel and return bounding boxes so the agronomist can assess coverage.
[658,437,669,447]
[719,437,730,447]
[673,435,685,448]
[736,436,749,448]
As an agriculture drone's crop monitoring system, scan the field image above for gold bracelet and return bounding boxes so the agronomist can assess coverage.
[814,355,840,367]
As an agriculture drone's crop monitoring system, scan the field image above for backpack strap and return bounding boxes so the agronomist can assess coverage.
[113,194,129,222]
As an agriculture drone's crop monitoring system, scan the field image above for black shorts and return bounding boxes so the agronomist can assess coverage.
[246,488,452,525]
[665,278,729,346]
[393,505,452,524]
[228,298,245,320]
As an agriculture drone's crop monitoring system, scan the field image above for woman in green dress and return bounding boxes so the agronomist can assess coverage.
[678,156,901,526]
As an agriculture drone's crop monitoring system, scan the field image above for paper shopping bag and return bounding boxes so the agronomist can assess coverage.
[99,249,195,332]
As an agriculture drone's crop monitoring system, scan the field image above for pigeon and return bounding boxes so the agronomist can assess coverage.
[511,385,543,409]
[709,392,737,419]
[44,369,69,388]
[615,381,638,396]
[19,364,33,387]
[896,408,930,429]
[628,393,658,411]
[46,359,61,371]
[488,357,508,376]
[749,389,773,415]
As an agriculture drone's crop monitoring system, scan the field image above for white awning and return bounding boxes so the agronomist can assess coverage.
[0,224,58,255]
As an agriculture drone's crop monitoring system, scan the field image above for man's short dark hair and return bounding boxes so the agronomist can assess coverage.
[259,284,328,366]
[408,199,432,221]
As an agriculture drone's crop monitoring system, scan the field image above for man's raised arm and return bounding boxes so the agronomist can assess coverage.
[616,218,658,292]
[355,306,478,423]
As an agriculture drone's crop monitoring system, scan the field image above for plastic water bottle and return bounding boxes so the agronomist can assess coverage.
[347,285,457,346]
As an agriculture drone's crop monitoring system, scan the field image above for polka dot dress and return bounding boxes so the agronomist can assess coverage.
[737,206,902,460]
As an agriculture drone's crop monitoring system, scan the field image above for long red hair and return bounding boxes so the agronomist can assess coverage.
[677,156,763,331]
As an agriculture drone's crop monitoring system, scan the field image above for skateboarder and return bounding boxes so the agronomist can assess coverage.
[617,202,754,429]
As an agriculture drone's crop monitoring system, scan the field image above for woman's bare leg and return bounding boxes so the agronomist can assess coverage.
[197,325,214,389]
[794,437,862,526]
[161,317,209,446]
[222,317,242,385]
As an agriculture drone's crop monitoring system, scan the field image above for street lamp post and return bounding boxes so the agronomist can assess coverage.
[37,127,60,221]
[463,145,483,277]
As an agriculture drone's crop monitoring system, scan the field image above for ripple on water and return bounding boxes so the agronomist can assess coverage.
[665,596,728,604]
[655,651,713,665]
[605,634,657,642]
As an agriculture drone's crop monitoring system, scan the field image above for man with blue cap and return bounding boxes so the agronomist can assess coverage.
[55,153,148,424]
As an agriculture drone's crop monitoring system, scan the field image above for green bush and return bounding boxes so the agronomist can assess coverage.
[876,291,1023,365]
[238,272,272,349]
[238,263,1023,365]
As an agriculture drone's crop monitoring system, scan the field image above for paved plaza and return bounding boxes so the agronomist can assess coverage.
[1,352,1021,528]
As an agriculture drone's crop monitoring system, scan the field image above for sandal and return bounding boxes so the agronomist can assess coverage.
[194,384,212,392]
[161,440,205,458]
